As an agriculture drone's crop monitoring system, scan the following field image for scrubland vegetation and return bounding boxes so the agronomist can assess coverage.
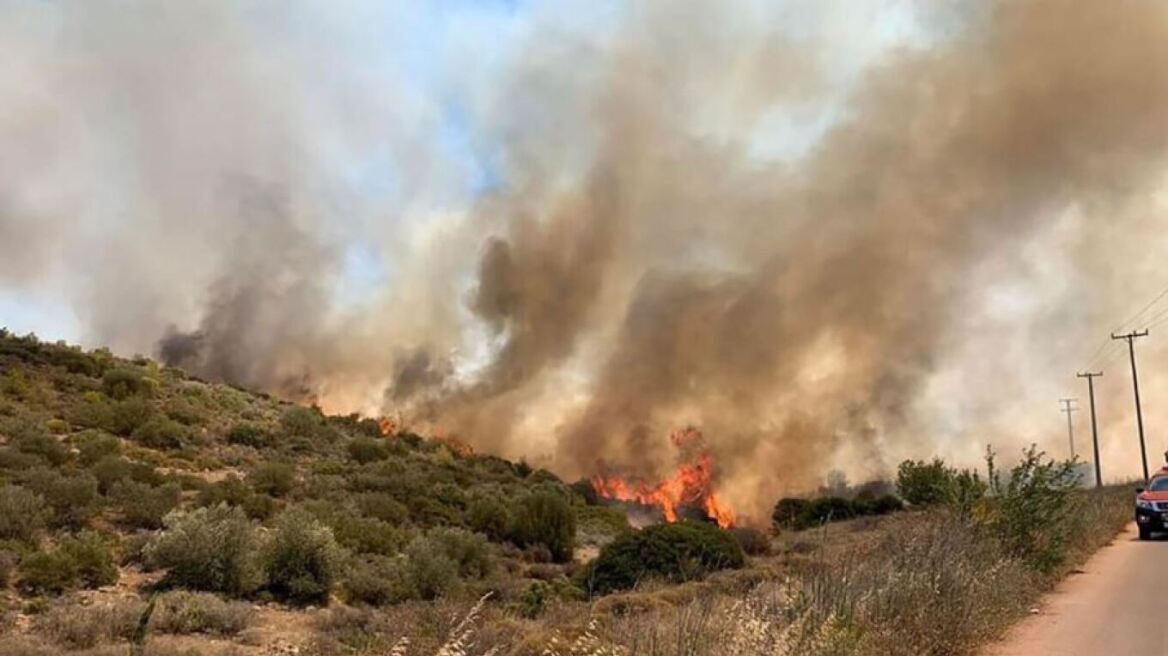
[0,330,1133,655]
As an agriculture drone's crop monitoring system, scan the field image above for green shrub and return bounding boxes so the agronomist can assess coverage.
[33,598,143,649]
[510,490,576,563]
[19,469,99,530]
[425,527,491,578]
[101,368,150,400]
[67,393,114,431]
[580,521,745,595]
[248,462,296,497]
[90,455,162,494]
[0,548,17,587]
[17,550,77,595]
[198,475,276,520]
[76,432,122,466]
[772,497,810,530]
[280,406,324,439]
[111,481,181,529]
[110,397,155,436]
[988,447,1079,574]
[131,417,186,449]
[347,438,389,464]
[466,496,511,541]
[0,485,45,542]
[262,508,340,605]
[404,536,459,600]
[355,493,408,524]
[868,494,905,515]
[341,554,415,606]
[794,496,856,529]
[14,430,69,467]
[331,515,402,556]
[226,423,269,448]
[164,397,206,426]
[146,505,261,596]
[149,591,254,635]
[58,531,118,588]
[897,459,955,506]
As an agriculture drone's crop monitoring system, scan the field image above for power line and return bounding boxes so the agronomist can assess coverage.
[1059,398,1078,460]
[1114,284,1168,334]
[1112,330,1151,480]
[1077,372,1104,488]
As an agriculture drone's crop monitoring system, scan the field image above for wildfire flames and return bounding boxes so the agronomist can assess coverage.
[591,428,735,528]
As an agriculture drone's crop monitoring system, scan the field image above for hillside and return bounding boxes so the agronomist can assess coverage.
[0,330,1136,656]
[0,330,635,654]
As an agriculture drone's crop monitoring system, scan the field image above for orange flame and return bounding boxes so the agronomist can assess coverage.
[591,429,735,528]
[377,417,397,436]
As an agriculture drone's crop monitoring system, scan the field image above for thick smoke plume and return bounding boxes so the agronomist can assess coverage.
[4,1,1168,519]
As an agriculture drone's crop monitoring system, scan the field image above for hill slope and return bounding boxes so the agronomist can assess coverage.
[0,329,634,654]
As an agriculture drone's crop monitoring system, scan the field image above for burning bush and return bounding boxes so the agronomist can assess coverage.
[578,521,745,596]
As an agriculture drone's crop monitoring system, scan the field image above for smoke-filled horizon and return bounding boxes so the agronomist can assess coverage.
[4,1,1168,519]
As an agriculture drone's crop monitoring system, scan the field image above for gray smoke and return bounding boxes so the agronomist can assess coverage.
[4,1,1168,518]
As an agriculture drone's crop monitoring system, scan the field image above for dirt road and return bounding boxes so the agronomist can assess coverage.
[983,523,1167,656]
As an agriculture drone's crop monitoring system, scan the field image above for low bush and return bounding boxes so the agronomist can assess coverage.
[773,497,810,530]
[226,422,269,448]
[404,536,459,600]
[0,485,45,542]
[897,459,986,511]
[90,455,162,494]
[58,531,119,589]
[112,480,182,529]
[34,598,144,649]
[110,397,155,436]
[466,496,511,541]
[510,490,576,563]
[262,508,340,605]
[101,368,150,400]
[19,469,99,530]
[425,527,492,578]
[149,591,254,635]
[249,462,296,497]
[987,446,1080,574]
[198,475,276,520]
[354,492,408,524]
[17,533,117,596]
[146,505,262,596]
[348,437,390,464]
[341,554,415,606]
[0,547,18,587]
[729,526,771,555]
[131,417,186,449]
[580,521,745,595]
[14,430,69,467]
[67,393,115,431]
[76,432,122,466]
[17,550,76,595]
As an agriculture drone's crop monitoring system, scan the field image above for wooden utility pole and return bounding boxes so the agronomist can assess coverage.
[1059,398,1078,459]
[1077,372,1103,488]
[1112,330,1150,480]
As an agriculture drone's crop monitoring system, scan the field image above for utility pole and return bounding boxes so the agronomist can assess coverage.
[1112,330,1150,480]
[1059,398,1078,459]
[1077,372,1104,488]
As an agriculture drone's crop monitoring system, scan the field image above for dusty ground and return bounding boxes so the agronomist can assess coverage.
[982,522,1168,656]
